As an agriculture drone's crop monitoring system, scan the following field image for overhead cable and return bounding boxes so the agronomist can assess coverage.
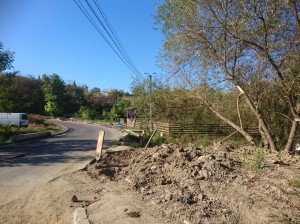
[74,0,142,78]
[93,0,140,76]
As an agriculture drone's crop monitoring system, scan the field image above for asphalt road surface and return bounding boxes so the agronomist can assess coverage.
[0,120,124,206]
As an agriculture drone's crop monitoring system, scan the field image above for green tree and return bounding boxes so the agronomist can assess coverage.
[65,82,87,115]
[0,42,14,72]
[86,87,104,113]
[0,42,16,112]
[107,89,123,104]
[79,106,99,120]
[11,75,44,114]
[0,74,16,112]
[131,77,150,125]
[42,74,66,117]
[156,0,300,151]
[102,110,111,120]
[110,100,130,121]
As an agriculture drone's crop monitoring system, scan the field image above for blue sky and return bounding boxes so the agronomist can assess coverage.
[0,0,164,93]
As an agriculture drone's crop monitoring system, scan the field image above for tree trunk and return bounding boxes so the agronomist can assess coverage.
[236,85,277,151]
[237,93,243,129]
[198,95,256,145]
[258,122,270,150]
[283,95,300,152]
[211,107,255,145]
[284,119,298,152]
[244,96,276,151]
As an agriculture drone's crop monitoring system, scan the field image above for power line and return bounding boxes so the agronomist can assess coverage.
[73,0,142,78]
[84,0,141,76]
[93,0,141,76]
[74,0,138,76]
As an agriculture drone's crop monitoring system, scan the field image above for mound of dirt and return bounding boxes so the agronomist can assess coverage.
[86,143,300,224]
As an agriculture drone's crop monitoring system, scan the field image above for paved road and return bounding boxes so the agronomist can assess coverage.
[0,120,124,206]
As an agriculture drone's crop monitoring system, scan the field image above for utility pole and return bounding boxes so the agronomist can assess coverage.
[143,72,156,132]
[149,74,152,132]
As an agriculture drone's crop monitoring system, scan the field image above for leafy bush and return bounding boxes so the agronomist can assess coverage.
[79,106,100,120]
[0,125,18,142]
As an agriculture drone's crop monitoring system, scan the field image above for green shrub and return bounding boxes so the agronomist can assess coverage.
[252,148,264,169]
[79,106,100,120]
[0,117,60,143]
[146,132,167,147]
[0,125,20,142]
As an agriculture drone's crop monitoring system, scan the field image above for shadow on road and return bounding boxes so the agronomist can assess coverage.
[0,137,116,167]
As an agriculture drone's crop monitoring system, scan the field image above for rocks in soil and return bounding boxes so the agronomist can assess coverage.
[87,142,300,224]
[71,195,78,202]
[127,211,141,218]
[113,144,243,223]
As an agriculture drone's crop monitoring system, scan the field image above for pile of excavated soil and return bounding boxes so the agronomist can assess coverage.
[86,143,300,224]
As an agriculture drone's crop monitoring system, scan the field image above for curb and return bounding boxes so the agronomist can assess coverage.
[52,123,69,136]
[73,208,90,224]
[11,132,51,142]
[6,124,69,143]
[0,124,69,151]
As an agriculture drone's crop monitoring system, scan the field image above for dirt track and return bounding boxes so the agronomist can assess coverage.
[1,143,300,224]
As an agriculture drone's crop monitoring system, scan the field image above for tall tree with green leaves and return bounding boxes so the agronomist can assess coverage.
[110,100,130,120]
[42,74,66,117]
[11,75,44,114]
[65,82,87,115]
[156,0,300,151]
[0,74,16,112]
[0,42,14,73]
[0,42,16,112]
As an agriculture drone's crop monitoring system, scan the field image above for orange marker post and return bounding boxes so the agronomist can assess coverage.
[95,130,105,161]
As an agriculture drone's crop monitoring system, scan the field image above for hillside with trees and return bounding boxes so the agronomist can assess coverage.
[0,42,131,121]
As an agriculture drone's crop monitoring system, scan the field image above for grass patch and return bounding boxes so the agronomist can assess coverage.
[0,125,18,143]
[0,114,61,144]
[164,133,221,148]
[117,132,230,149]
[116,130,251,150]
[145,132,168,148]
[292,179,300,188]
[242,148,265,169]
[117,131,168,148]
[118,134,142,148]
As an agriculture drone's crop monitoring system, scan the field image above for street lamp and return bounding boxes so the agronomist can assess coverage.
[143,72,156,132]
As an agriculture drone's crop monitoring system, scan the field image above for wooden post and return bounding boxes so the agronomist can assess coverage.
[144,130,156,149]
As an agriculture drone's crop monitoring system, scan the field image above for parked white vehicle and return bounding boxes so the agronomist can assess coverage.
[0,113,28,127]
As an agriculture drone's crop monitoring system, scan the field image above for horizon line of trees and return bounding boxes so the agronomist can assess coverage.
[0,42,131,120]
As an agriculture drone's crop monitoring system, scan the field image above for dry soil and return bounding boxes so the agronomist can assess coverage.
[1,143,300,224]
